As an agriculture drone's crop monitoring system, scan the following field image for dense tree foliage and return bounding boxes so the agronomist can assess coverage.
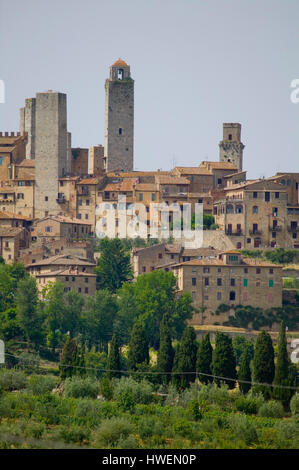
[172,326,198,390]
[196,333,213,384]
[238,346,252,394]
[94,238,133,292]
[252,330,275,398]
[156,313,174,384]
[107,334,121,380]
[127,322,149,371]
[212,332,237,389]
[272,321,296,406]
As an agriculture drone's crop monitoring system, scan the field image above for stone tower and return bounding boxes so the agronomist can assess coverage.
[104,59,134,172]
[20,97,36,159]
[219,123,245,172]
[34,91,68,219]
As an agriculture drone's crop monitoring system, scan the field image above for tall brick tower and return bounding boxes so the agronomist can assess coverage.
[104,59,134,172]
[219,123,245,172]
[34,91,68,218]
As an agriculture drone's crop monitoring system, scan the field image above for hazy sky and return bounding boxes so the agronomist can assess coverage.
[0,0,298,178]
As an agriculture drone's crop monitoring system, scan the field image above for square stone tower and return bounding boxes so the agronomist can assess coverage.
[104,59,134,172]
[34,91,68,218]
[219,123,245,172]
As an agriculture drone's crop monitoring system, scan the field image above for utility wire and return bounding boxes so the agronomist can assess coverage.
[3,352,298,390]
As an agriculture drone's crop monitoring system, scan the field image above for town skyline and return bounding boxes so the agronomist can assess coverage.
[1,0,299,179]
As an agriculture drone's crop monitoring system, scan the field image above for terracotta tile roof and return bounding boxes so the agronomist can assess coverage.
[18,160,35,167]
[201,161,238,170]
[35,215,92,226]
[36,269,96,277]
[155,175,190,185]
[0,210,33,221]
[103,179,137,192]
[171,257,280,268]
[112,58,128,67]
[0,226,25,237]
[77,178,99,185]
[182,247,221,257]
[26,254,96,268]
[135,184,158,191]
[174,167,212,175]
[0,146,15,153]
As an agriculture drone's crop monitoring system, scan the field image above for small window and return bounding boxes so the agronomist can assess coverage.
[142,266,146,273]
[229,291,236,301]
[256,268,261,274]
[139,193,143,201]
[85,287,88,294]
[252,206,258,214]
[269,280,274,288]
[217,278,222,286]
[231,278,235,286]
[243,279,248,287]
[275,192,280,199]
[253,192,258,198]
[85,214,89,220]
[228,134,232,140]
[204,277,209,286]
[158,253,163,259]
[244,267,248,274]
[85,277,88,283]
[86,199,90,206]
[265,192,270,202]
[151,193,156,201]
[0,157,3,166]
[203,267,210,273]
[192,278,196,286]
[217,292,222,300]
[119,128,122,135]
[45,196,48,201]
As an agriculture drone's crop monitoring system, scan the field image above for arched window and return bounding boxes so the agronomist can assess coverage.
[236,204,243,214]
[117,69,124,80]
[226,204,234,214]
[252,206,258,214]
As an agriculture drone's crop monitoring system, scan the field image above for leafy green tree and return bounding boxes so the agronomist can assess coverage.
[63,290,85,338]
[171,343,181,388]
[118,270,193,348]
[272,321,295,406]
[127,321,149,371]
[238,346,252,394]
[95,238,133,292]
[107,334,121,379]
[156,313,174,384]
[173,326,198,390]
[59,336,78,379]
[82,289,117,352]
[196,333,213,384]
[252,330,275,398]
[15,276,43,348]
[211,332,237,389]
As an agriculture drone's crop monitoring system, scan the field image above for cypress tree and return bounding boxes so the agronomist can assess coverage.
[238,346,252,394]
[171,343,181,388]
[272,321,295,406]
[127,321,149,371]
[196,333,213,384]
[107,334,121,379]
[211,332,237,389]
[175,326,198,390]
[157,313,174,384]
[59,336,78,379]
[252,330,275,398]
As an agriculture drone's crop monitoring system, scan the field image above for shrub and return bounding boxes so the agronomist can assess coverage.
[178,383,199,407]
[137,417,165,439]
[27,375,58,395]
[290,393,299,416]
[172,419,195,439]
[0,369,27,391]
[116,435,139,449]
[235,395,261,415]
[258,400,284,418]
[274,420,299,440]
[75,399,103,425]
[64,377,100,399]
[93,417,134,448]
[197,383,232,410]
[187,399,203,421]
[24,421,46,439]
[113,377,153,411]
[99,377,114,400]
[228,414,258,445]
[58,425,90,444]
[17,352,40,374]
